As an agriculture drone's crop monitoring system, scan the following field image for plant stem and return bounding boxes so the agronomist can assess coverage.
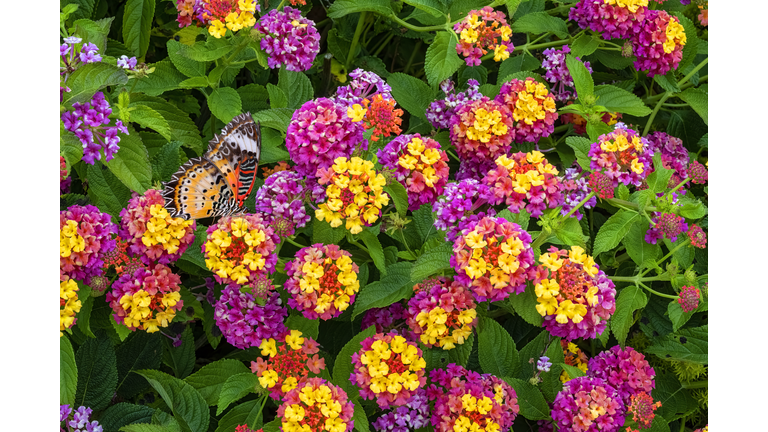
[609,274,670,283]
[677,57,709,87]
[605,198,658,213]
[531,227,552,251]
[639,239,691,278]
[681,380,708,389]
[404,40,422,75]
[643,92,671,136]
[399,229,415,256]
[668,177,691,196]
[638,282,679,300]
[372,33,395,57]
[388,14,448,32]
[349,239,369,254]
[346,12,368,71]
[284,236,307,249]
[274,0,288,11]
[563,192,595,219]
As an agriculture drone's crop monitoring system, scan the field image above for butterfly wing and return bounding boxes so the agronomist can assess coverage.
[161,157,242,220]
[204,113,262,207]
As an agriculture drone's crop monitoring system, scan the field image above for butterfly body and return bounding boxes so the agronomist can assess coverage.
[162,113,261,220]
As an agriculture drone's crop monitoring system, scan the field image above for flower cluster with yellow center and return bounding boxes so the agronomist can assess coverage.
[251,330,326,399]
[510,80,556,126]
[599,133,646,175]
[485,151,563,217]
[207,0,258,38]
[60,279,82,336]
[204,215,278,286]
[278,377,354,432]
[535,246,600,325]
[142,204,195,254]
[315,157,389,235]
[406,278,478,350]
[466,107,509,143]
[453,6,514,66]
[603,0,648,14]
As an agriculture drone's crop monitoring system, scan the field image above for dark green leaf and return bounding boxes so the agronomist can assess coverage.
[185,37,234,62]
[553,217,586,248]
[666,300,695,333]
[327,0,394,18]
[353,403,370,432]
[410,242,452,282]
[285,313,320,340]
[622,222,660,266]
[312,219,346,245]
[593,209,640,257]
[388,72,436,123]
[116,331,164,399]
[332,325,376,396]
[130,60,187,97]
[184,359,251,406]
[421,333,474,369]
[402,0,445,16]
[352,262,413,320]
[565,136,592,172]
[646,153,674,193]
[130,104,173,141]
[138,369,210,432]
[163,326,196,379]
[216,373,261,415]
[497,54,541,85]
[122,0,155,58]
[512,12,568,38]
[278,68,314,110]
[100,403,156,432]
[611,286,648,345]
[106,125,152,192]
[653,371,698,420]
[72,17,113,51]
[75,336,118,411]
[571,34,600,58]
[592,49,635,70]
[566,55,594,101]
[63,0,95,22]
[383,180,409,217]
[151,141,183,183]
[503,377,550,420]
[214,398,264,432]
[678,88,708,125]
[359,229,387,274]
[63,62,128,105]
[653,72,680,94]
[86,162,132,218]
[61,336,78,405]
[208,87,243,124]
[266,83,288,109]
[237,84,271,114]
[167,39,208,78]
[594,84,652,117]
[673,13,699,72]
[503,286,543,327]
[130,94,204,154]
[120,424,180,432]
[478,316,519,377]
[646,325,707,364]
[424,31,464,88]
[259,127,289,164]
[251,108,293,133]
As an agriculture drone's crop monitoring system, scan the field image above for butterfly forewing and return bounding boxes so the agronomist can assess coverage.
[204,113,262,206]
[161,157,242,220]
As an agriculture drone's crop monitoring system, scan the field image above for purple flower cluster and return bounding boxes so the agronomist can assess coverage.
[361,302,406,333]
[253,170,311,236]
[334,68,393,107]
[371,389,430,432]
[542,45,593,101]
[255,6,320,72]
[62,92,129,164]
[587,346,656,406]
[214,284,288,349]
[646,212,688,244]
[285,97,366,177]
[560,166,597,221]
[646,131,690,188]
[551,376,625,432]
[426,79,483,129]
[60,405,103,432]
[568,0,648,40]
[117,55,138,70]
[433,179,496,243]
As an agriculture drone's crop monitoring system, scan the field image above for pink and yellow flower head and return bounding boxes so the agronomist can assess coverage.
[106,263,183,333]
[588,125,653,187]
[569,0,649,41]
[276,377,355,432]
[350,332,427,409]
[495,78,558,144]
[60,279,82,336]
[587,346,656,406]
[450,216,535,303]
[119,189,196,266]
[450,97,515,179]
[376,134,450,211]
[453,7,514,66]
[60,204,117,285]
[348,94,404,142]
[250,330,325,400]
[405,278,477,350]
[198,0,259,38]
[484,151,563,217]
[631,10,686,77]
[429,364,520,432]
[285,244,360,320]
[551,376,626,432]
[534,246,616,340]
[560,340,590,383]
[102,238,145,280]
[203,214,279,286]
[315,157,389,234]
[626,391,661,429]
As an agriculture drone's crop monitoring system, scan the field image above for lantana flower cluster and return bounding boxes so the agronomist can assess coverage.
[60,204,117,284]
[315,157,389,234]
[453,6,514,66]
[334,68,393,107]
[347,94,404,142]
[61,91,129,164]
[645,132,690,189]
[450,97,514,179]
[405,278,477,350]
[589,125,653,187]
[60,404,103,432]
[551,376,625,432]
[451,217,535,302]
[559,166,597,221]
[560,104,621,136]
[542,45,593,102]
[645,212,688,244]
[196,0,259,38]
[371,389,430,432]
[251,330,326,399]
[484,151,563,217]
[106,264,183,333]
[255,6,320,71]
[119,190,196,265]
[277,378,355,432]
[534,246,617,340]
[377,134,449,211]
[587,346,656,405]
[60,279,82,336]
[429,364,519,432]
[495,78,558,144]
[203,214,279,286]
[433,179,496,243]
[426,79,483,129]
[284,244,360,320]
[215,283,287,349]
[102,238,145,279]
[626,391,662,430]
[350,333,427,408]
[569,0,649,40]
[286,98,366,178]
[677,286,701,312]
[631,10,687,77]
[254,170,311,237]
[362,303,407,334]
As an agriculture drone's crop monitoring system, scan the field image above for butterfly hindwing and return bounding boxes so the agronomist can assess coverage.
[161,157,241,220]
[204,113,261,206]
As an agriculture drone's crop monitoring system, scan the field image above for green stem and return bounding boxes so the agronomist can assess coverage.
[284,236,307,249]
[446,148,460,162]
[598,47,621,51]
[681,380,708,389]
[372,33,395,57]
[639,239,691,278]
[661,103,691,108]
[563,192,595,219]
[349,239,369,254]
[677,57,709,87]
[257,393,268,416]
[274,0,288,11]
[638,282,679,300]
[609,274,670,283]
[399,229,415,256]
[346,12,368,71]
[605,198,658,213]
[668,177,691,196]
[531,227,552,251]
[643,92,671,136]
[404,40,422,75]
[388,13,448,32]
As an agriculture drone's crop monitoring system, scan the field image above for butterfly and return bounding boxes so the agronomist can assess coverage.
[162,113,262,220]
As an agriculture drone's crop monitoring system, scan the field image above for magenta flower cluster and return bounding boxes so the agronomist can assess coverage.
[588,125,653,187]
[551,376,625,432]
[285,97,366,177]
[433,179,496,243]
[646,131,690,188]
[214,284,288,349]
[569,0,648,40]
[542,45,593,102]
[426,79,483,129]
[253,170,311,236]
[60,204,117,284]
[631,10,686,77]
[334,68,393,107]
[62,91,129,164]
[587,346,656,406]
[255,6,320,72]
[646,212,688,244]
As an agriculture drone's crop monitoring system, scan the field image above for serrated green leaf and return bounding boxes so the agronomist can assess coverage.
[116,331,164,399]
[566,55,594,101]
[106,125,152,192]
[163,326,196,379]
[586,121,612,142]
[421,333,474,369]
[112,319,133,341]
[496,54,541,86]
[167,39,208,78]
[217,373,261,415]
[333,325,376,395]
[353,403,370,432]
[512,12,568,38]
[75,293,95,338]
[505,0,523,18]
[560,363,586,380]
[258,127,289,165]
[502,377,550,420]
[383,181,408,217]
[667,300,695,333]
[266,83,288,109]
[120,424,180,432]
[623,222,660,266]
[646,325,707,364]
[278,68,314,110]
[478,316,519,377]
[663,236,694,269]
[75,336,118,411]
[208,87,243,124]
[571,34,600,58]
[424,31,464,88]
[100,403,156,432]
[327,0,394,18]
[503,286,543,327]
[285,314,320,340]
[130,105,172,141]
[214,398,264,432]
[122,0,155,58]
[594,84,652,117]
[359,229,387,274]
[611,286,648,345]
[654,72,680,93]
[678,88,708,125]
[63,62,128,105]
[151,141,183,183]
[516,331,550,380]
[86,161,132,218]
[251,108,293,133]
[646,153,674,193]
[61,336,78,405]
[593,209,640,257]
[327,28,351,65]
[184,359,251,406]
[138,369,210,432]
[593,49,635,70]
[131,93,204,155]
[72,17,113,51]
[554,217,586,248]
[63,0,95,21]
[410,242,451,282]
[237,84,270,114]
[312,219,346,245]
[617,184,630,201]
[678,199,707,220]
[352,262,413,320]
[178,77,209,88]
[130,60,187,97]
[388,72,435,123]
[653,371,699,420]
[185,37,234,62]
[565,136,593,172]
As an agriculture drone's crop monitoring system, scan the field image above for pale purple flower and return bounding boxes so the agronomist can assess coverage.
[214,284,288,349]
[334,68,393,107]
[542,45,592,101]
[537,356,552,372]
[426,79,483,129]
[116,55,138,70]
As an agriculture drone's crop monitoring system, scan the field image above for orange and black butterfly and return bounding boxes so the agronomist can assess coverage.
[162,113,261,220]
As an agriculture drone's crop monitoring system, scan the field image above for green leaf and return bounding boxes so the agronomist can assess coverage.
[512,0,545,19]
[505,0,524,18]
[593,209,640,257]
[678,88,708,125]
[594,84,652,117]
[327,28,351,65]
[285,314,320,340]
[663,236,694,269]
[502,377,550,420]
[138,369,210,432]
[667,300,695,333]
[72,17,113,51]
[63,0,95,22]
[421,333,474,369]
[566,55,594,101]
[673,13,699,72]
[560,363,586,380]
[163,326,196,379]
[237,84,271,114]
[167,39,209,78]
[216,373,261,415]
[61,336,78,405]
[586,121,613,143]
[497,54,541,85]
[122,0,155,59]
[130,94,204,154]
[359,229,387,274]
[403,0,444,16]
[332,325,376,395]
[86,162,132,218]
[262,419,281,432]
[151,141,183,183]
[120,423,180,432]
[63,62,128,105]
[478,316,519,377]
[424,31,464,88]
[184,359,251,406]
[611,286,648,345]
[130,105,173,141]
[388,72,435,122]
[106,125,152,192]
[75,336,118,411]
[512,12,568,38]
[214,399,264,432]
[130,60,187,97]
[327,0,394,18]
[653,72,680,94]
[178,76,210,89]
[553,217,586,248]
[353,403,370,432]
[208,87,243,124]
[352,262,414,320]
[653,371,698,420]
[565,136,593,172]
[502,286,543,326]
[383,181,409,217]
[678,198,707,220]
[251,108,293,133]
[185,37,234,62]
[622,222,661,266]
[116,331,164,399]
[266,83,288,109]
[100,403,157,432]
[259,127,289,164]
[410,242,452,282]
[646,325,707,364]
[646,153,674,193]
[570,34,600,58]
[278,68,314,110]
[516,331,550,380]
